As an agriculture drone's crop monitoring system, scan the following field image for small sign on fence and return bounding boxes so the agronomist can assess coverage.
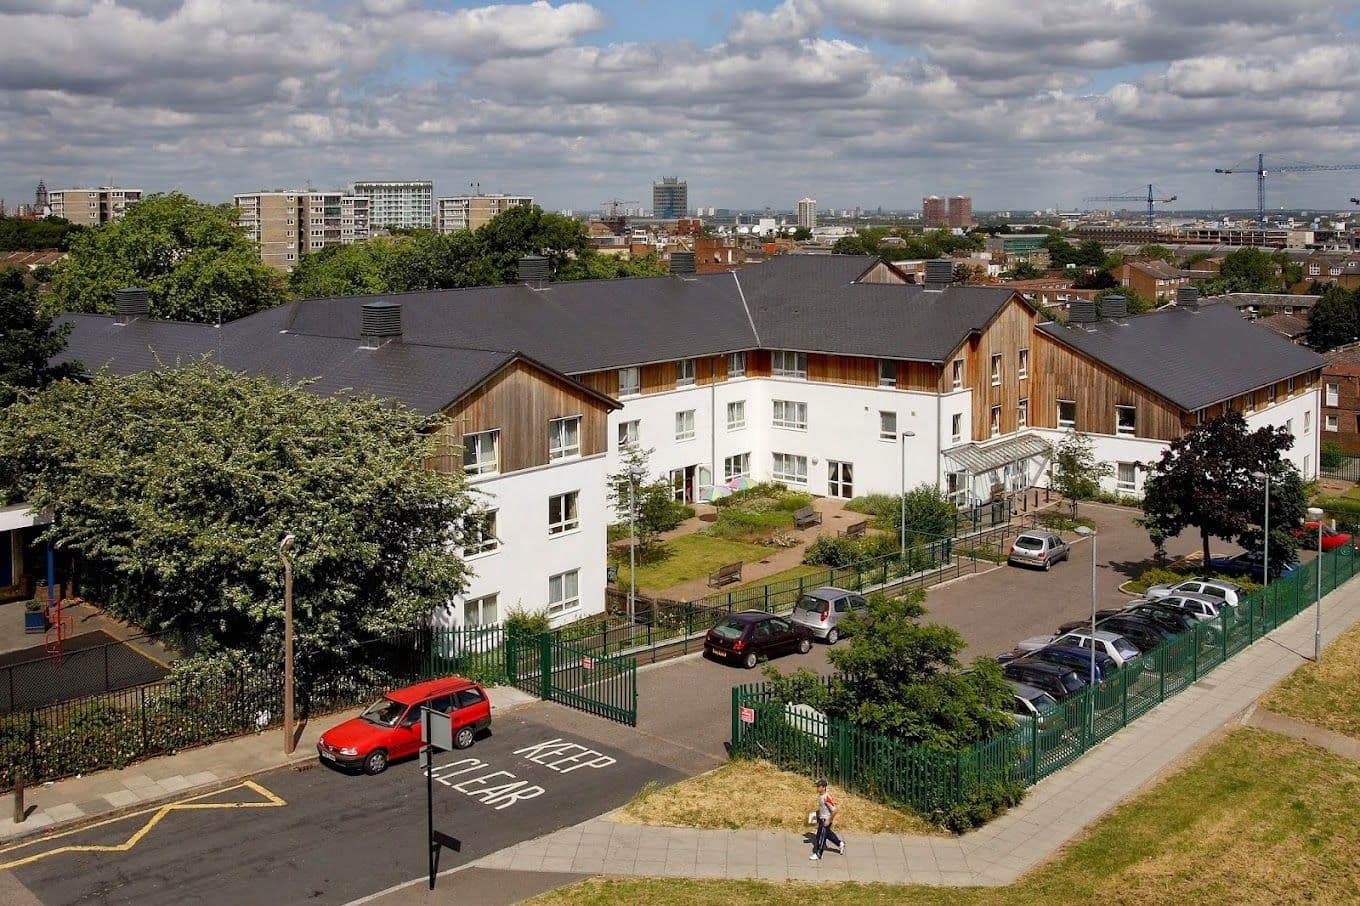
[581,656,594,671]
[739,706,755,724]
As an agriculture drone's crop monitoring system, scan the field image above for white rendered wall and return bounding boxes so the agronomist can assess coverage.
[1247,389,1319,479]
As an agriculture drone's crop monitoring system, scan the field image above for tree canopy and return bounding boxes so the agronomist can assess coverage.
[1197,247,1294,295]
[1043,236,1109,269]
[0,363,472,661]
[1305,284,1360,352]
[46,192,287,323]
[0,216,84,251]
[1047,432,1112,509]
[0,268,82,406]
[832,228,983,260]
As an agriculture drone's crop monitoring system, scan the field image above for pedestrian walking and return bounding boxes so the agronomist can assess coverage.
[809,778,843,860]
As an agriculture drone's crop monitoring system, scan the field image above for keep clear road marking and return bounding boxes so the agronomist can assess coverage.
[0,780,286,870]
[425,737,620,811]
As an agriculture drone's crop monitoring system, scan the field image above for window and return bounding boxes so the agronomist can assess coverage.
[828,461,853,498]
[548,416,581,460]
[465,510,499,556]
[990,354,1002,386]
[1058,400,1076,428]
[1304,410,1311,434]
[548,491,579,535]
[772,351,807,378]
[675,358,696,387]
[1286,418,1294,435]
[727,400,746,430]
[879,411,897,441]
[618,366,640,397]
[1304,454,1311,475]
[724,453,750,481]
[1326,383,1340,407]
[547,569,580,617]
[1018,348,1029,379]
[772,400,807,430]
[617,420,640,448]
[951,359,963,389]
[878,360,897,387]
[464,594,498,628]
[951,412,963,443]
[1017,398,1029,429]
[1287,376,1295,396]
[727,352,746,378]
[1116,463,1137,493]
[462,430,499,476]
[946,470,967,506]
[1327,414,1339,432]
[1267,383,1277,403]
[1116,405,1136,436]
[675,409,696,440]
[990,405,1001,437]
[772,452,808,484]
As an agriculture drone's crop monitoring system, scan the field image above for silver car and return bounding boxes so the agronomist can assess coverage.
[788,586,866,645]
[1144,577,1242,607]
[1019,628,1142,668]
[1007,530,1070,571]
[1147,591,1227,622]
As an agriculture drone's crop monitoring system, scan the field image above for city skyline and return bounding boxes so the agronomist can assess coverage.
[3,2,1360,215]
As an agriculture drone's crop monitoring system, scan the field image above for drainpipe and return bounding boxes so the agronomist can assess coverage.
[710,359,718,496]
[935,377,943,492]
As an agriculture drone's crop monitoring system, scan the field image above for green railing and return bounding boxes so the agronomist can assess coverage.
[506,627,637,726]
[731,543,1359,818]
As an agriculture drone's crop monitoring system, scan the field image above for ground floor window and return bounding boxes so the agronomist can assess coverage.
[946,471,968,506]
[464,593,498,627]
[772,452,808,485]
[548,570,580,617]
[828,460,853,498]
[724,453,750,481]
[1116,462,1137,493]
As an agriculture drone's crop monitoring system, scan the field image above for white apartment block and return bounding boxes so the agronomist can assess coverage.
[351,180,434,231]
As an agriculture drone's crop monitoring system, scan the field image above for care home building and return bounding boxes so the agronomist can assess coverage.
[56,256,1323,628]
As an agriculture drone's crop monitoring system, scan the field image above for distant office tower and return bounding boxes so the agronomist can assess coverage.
[34,179,48,210]
[652,177,688,219]
[923,195,946,228]
[797,198,817,230]
[436,193,534,233]
[351,180,434,230]
[947,195,973,229]
[234,190,370,272]
[48,186,143,226]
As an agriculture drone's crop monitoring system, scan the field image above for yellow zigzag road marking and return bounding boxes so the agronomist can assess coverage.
[0,780,286,870]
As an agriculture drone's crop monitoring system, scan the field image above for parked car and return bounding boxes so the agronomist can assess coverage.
[1119,600,1206,635]
[1008,530,1071,570]
[1028,645,1117,682]
[1152,591,1228,622]
[1094,615,1179,653]
[704,611,813,668]
[788,586,867,645]
[1057,610,1126,635]
[1002,658,1088,700]
[1144,577,1244,607]
[317,676,491,775]
[1208,550,1298,582]
[1007,680,1060,728]
[1048,629,1143,668]
[1292,521,1352,551]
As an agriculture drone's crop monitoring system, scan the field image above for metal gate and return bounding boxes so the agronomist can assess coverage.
[506,628,637,726]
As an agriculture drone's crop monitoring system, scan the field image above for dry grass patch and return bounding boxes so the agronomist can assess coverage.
[1260,619,1360,740]
[610,758,940,836]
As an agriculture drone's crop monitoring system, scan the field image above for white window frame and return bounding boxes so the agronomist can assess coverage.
[772,399,807,430]
[1018,348,1029,379]
[990,405,1001,438]
[465,510,499,557]
[1058,399,1076,429]
[547,569,580,618]
[772,351,807,379]
[1286,418,1293,435]
[1018,398,1029,429]
[1267,383,1277,403]
[951,412,963,443]
[464,593,499,628]
[548,415,581,461]
[990,353,1002,387]
[1326,383,1340,407]
[548,491,579,535]
[878,360,896,387]
[771,452,808,485]
[1287,376,1295,396]
[618,366,640,398]
[879,410,897,441]
[727,352,746,378]
[723,452,750,481]
[675,409,696,440]
[462,429,500,476]
[675,358,696,387]
[1326,414,1339,432]
[1304,410,1311,434]
[1115,405,1136,437]
[1116,462,1137,493]
[727,400,746,430]
[617,420,640,448]
[951,358,963,389]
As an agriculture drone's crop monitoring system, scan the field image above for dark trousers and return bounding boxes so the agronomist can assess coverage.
[813,817,841,855]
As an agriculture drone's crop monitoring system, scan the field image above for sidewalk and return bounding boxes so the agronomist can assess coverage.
[461,576,1360,888]
[0,685,538,845]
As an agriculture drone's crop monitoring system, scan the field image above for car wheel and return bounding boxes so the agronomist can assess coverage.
[743,651,758,669]
[453,725,476,750]
[825,628,840,646]
[1044,560,1051,571]
[797,637,811,654]
[362,749,388,775]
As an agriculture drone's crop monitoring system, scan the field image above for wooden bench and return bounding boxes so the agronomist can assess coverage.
[840,519,867,539]
[708,561,743,588]
[793,506,822,529]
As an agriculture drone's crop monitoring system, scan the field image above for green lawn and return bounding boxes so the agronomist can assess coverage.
[533,728,1360,905]
[612,534,775,593]
[733,563,823,591]
[1260,619,1360,740]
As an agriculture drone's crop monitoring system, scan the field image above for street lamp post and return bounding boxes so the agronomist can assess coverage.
[899,430,917,562]
[1307,505,1324,661]
[1252,470,1270,594]
[628,469,639,626]
[1074,526,1097,690]
[279,534,297,755]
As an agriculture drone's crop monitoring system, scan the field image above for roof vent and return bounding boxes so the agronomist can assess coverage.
[1069,299,1098,326]
[1101,294,1128,321]
[1177,286,1199,309]
[114,287,149,325]
[924,259,955,289]
[669,250,696,276]
[517,255,550,289]
[360,300,401,348]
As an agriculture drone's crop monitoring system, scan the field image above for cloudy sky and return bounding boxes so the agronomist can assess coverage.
[4,0,1360,215]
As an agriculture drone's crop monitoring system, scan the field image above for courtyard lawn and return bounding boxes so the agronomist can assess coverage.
[734,563,823,591]
[612,534,774,593]
[1259,618,1360,740]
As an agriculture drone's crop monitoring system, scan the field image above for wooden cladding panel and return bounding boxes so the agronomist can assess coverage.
[857,261,908,285]
[439,360,610,474]
[900,361,940,393]
[809,354,876,387]
[963,299,1040,439]
[575,370,614,397]
[697,355,726,386]
[747,349,771,377]
[1031,333,1185,440]
[641,363,673,395]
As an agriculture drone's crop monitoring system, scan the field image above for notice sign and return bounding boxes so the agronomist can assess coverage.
[581,656,594,670]
[739,706,755,724]
[421,707,453,752]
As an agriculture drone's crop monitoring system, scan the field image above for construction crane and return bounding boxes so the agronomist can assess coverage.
[1215,154,1360,227]
[1083,184,1178,229]
[599,199,638,235]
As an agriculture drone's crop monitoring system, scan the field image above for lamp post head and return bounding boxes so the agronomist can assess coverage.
[279,534,296,556]
[1307,507,1324,519]
[900,431,916,440]
[1074,525,1093,536]
[1251,470,1267,481]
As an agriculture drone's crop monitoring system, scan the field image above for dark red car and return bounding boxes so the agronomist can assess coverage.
[1292,521,1353,552]
[704,610,812,669]
[317,676,491,775]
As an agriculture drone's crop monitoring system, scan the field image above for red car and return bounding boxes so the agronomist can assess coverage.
[1292,522,1353,552]
[317,676,491,775]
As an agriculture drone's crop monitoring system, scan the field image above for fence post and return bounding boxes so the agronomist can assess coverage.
[1030,714,1039,782]
[730,686,740,753]
[104,645,111,693]
[1220,608,1228,663]
[140,686,149,752]
[539,632,552,701]
[1191,625,1199,684]
[505,629,519,686]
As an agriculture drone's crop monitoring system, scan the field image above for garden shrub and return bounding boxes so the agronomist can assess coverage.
[844,494,899,523]
[1321,441,1346,471]
[803,535,862,567]
[504,607,550,636]
[933,781,1027,833]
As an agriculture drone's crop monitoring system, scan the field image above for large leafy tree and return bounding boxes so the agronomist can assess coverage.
[1141,411,1303,567]
[0,363,471,662]
[1047,432,1112,513]
[47,192,287,322]
[0,268,82,406]
[0,216,84,251]
[1305,284,1360,352]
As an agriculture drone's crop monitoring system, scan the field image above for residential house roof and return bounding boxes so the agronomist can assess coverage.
[1256,313,1309,341]
[1123,259,1188,280]
[1199,292,1320,310]
[1323,344,1360,368]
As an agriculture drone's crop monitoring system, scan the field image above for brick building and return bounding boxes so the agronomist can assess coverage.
[1322,345,1360,453]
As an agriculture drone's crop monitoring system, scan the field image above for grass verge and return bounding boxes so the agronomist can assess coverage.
[1259,618,1360,740]
[612,534,775,592]
[533,728,1360,905]
[734,563,824,591]
[612,759,940,836]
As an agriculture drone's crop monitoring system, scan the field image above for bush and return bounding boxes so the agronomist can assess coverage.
[803,535,862,567]
[933,781,1027,833]
[844,494,899,521]
[504,607,550,636]
[894,485,956,542]
[1321,441,1346,471]
[705,507,792,541]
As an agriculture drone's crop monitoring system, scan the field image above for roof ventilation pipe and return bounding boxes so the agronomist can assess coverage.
[360,300,401,349]
[669,250,696,276]
[1101,294,1128,321]
[1177,286,1199,310]
[114,287,149,325]
[517,255,551,289]
[923,259,954,291]
[1068,299,1098,328]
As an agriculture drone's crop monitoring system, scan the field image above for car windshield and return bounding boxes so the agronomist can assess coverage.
[360,697,406,727]
[1060,672,1085,693]
[711,618,746,640]
[1014,536,1043,550]
[1032,691,1059,709]
[1113,638,1141,658]
[795,596,826,613]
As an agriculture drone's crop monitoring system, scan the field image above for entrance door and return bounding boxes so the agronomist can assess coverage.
[828,460,853,498]
[669,465,698,503]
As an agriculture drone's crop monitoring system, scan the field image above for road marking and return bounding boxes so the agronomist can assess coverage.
[0,780,285,870]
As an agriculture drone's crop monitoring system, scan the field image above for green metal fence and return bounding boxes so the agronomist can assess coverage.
[731,543,1359,817]
[506,627,637,726]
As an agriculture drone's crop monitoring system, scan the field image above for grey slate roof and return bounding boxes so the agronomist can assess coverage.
[1037,303,1325,411]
